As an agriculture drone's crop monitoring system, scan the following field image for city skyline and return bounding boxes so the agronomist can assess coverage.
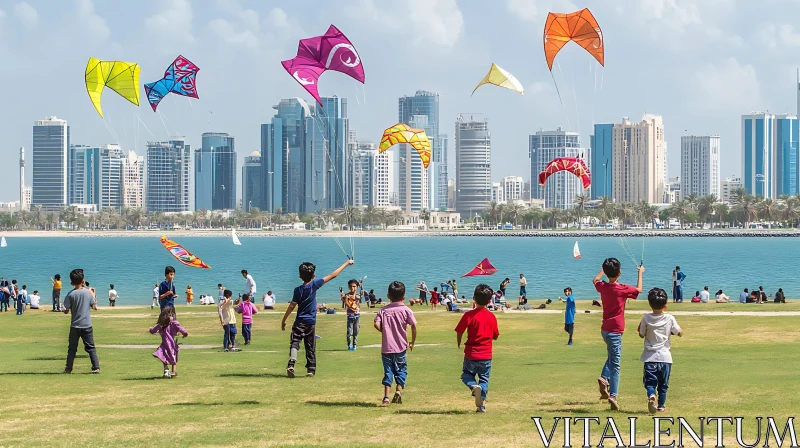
[3,2,798,201]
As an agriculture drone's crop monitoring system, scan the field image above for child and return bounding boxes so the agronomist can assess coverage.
[430,287,440,310]
[149,305,188,378]
[340,279,360,351]
[219,289,240,352]
[185,285,194,305]
[455,284,500,413]
[158,266,177,311]
[30,290,41,309]
[151,283,159,309]
[690,291,701,303]
[519,274,527,302]
[108,284,118,307]
[281,259,354,378]
[263,291,275,310]
[559,287,576,345]
[452,279,458,299]
[638,287,682,414]
[62,269,100,374]
[374,281,417,405]
[51,274,62,312]
[593,258,644,410]
[235,293,258,345]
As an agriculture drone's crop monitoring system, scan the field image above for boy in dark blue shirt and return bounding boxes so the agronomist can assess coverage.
[559,287,576,345]
[159,266,177,311]
[281,259,354,378]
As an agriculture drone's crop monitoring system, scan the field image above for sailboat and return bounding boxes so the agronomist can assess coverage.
[573,241,581,259]
[231,228,242,246]
[0,237,6,248]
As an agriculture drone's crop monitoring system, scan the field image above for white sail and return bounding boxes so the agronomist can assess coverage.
[232,229,242,246]
[573,241,581,259]
[0,237,6,248]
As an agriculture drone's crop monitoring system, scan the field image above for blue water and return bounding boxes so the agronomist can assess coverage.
[0,236,796,304]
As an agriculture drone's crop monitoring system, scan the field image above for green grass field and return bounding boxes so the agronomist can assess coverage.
[1,300,798,447]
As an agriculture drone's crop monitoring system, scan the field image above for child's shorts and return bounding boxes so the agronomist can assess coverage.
[381,351,408,388]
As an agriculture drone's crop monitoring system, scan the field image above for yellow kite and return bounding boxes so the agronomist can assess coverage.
[472,63,524,96]
[378,123,432,168]
[85,57,141,118]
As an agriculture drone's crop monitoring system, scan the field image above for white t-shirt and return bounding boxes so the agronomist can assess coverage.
[638,313,682,363]
[30,294,40,308]
[152,287,159,298]
[263,293,275,307]
[245,274,257,295]
[218,288,225,301]
[699,290,710,303]
[108,289,118,300]
[520,277,527,287]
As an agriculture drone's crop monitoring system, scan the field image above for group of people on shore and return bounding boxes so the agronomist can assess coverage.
[671,266,786,304]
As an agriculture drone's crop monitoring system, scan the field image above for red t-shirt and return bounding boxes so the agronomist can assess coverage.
[595,280,640,333]
[454,307,499,361]
[430,291,440,302]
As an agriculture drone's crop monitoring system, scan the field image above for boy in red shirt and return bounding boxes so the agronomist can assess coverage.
[593,257,643,410]
[455,284,499,413]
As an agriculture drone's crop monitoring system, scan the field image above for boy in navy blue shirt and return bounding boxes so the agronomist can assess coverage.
[282,259,354,378]
[559,287,576,345]
[159,266,177,312]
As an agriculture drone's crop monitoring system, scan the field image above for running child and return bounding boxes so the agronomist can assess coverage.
[149,305,188,378]
[638,287,682,414]
[430,287,440,311]
[340,279,360,351]
[62,269,100,374]
[235,293,258,345]
[219,289,239,351]
[455,284,500,413]
[281,259,354,378]
[374,281,417,406]
[593,257,644,410]
[559,287,576,345]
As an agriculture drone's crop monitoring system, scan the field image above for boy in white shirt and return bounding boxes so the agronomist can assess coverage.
[638,287,682,415]
[263,291,276,310]
[151,284,159,309]
[30,290,41,309]
[108,284,118,307]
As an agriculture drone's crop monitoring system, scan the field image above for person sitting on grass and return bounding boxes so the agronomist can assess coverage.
[149,305,188,379]
[455,284,499,413]
[774,288,786,303]
[29,290,41,309]
[374,281,417,406]
[715,290,730,303]
[638,287,682,414]
[690,291,702,303]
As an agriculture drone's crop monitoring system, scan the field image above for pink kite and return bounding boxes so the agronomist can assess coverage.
[462,258,498,278]
[281,25,365,105]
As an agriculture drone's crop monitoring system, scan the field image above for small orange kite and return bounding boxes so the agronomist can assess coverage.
[378,123,432,168]
[543,8,604,71]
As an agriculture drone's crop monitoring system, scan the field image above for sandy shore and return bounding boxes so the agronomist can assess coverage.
[3,229,800,238]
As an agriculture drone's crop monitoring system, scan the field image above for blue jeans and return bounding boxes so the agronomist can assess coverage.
[242,323,252,343]
[0,297,7,312]
[674,285,683,302]
[520,286,527,298]
[347,315,360,347]
[381,351,408,387]
[600,331,622,398]
[461,358,492,401]
[643,362,671,408]
[223,324,236,349]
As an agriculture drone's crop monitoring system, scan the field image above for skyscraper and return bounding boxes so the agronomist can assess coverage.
[68,144,99,206]
[351,143,376,207]
[680,136,721,199]
[611,115,666,204]
[147,138,191,213]
[742,113,798,198]
[398,114,430,213]
[590,123,613,199]
[19,147,27,211]
[455,115,491,215]
[32,116,69,211]
[776,115,799,197]
[242,151,262,212]
[97,144,124,210]
[122,150,145,210]
[195,132,236,210]
[399,91,448,210]
[500,176,524,202]
[375,145,394,208]
[529,128,586,209]
[310,96,349,210]
[261,98,311,213]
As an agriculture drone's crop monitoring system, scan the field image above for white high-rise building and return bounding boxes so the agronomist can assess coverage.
[721,176,743,203]
[32,116,69,211]
[19,147,27,211]
[529,128,586,209]
[491,183,503,203]
[398,115,430,213]
[147,138,191,213]
[680,136,721,200]
[375,146,394,208]
[98,144,125,210]
[351,143,376,207]
[501,176,524,203]
[612,115,666,204]
[122,150,145,209]
[455,115,491,214]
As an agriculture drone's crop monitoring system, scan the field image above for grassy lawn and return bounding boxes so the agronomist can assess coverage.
[1,300,798,447]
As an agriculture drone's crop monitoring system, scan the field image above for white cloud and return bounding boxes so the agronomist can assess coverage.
[0,9,6,19]
[145,0,195,45]
[346,0,463,48]
[209,2,297,52]
[13,2,37,27]
[76,0,110,40]
[689,58,762,113]
[758,23,800,49]
[506,0,576,22]
[637,0,701,30]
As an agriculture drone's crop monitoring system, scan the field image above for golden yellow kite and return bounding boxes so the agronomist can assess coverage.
[85,57,141,118]
[378,123,432,168]
[472,63,524,96]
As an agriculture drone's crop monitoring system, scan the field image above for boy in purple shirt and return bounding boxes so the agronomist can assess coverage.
[374,281,417,406]
[235,294,259,345]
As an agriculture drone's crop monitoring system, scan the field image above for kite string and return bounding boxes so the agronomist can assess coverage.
[136,114,158,139]
[549,71,572,131]
[157,110,172,138]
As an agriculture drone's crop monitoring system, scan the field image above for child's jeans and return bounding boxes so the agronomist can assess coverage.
[600,331,622,398]
[461,358,492,401]
[381,351,407,388]
[242,323,252,343]
[643,362,671,408]
[347,314,360,347]
[223,324,235,349]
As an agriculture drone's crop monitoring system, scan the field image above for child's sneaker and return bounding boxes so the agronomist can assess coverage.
[347,346,353,351]
[352,346,357,351]
[164,369,171,378]
[286,366,295,378]
[648,395,657,414]
[471,385,482,408]
[381,396,390,406]
[598,377,609,400]
[608,397,620,411]
[568,341,573,346]
[392,391,402,404]
[657,407,667,413]
[306,371,315,377]
[476,405,486,413]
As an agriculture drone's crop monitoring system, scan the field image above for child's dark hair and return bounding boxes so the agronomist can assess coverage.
[242,293,250,302]
[387,281,405,302]
[165,266,175,276]
[433,287,438,292]
[299,262,316,283]
[110,284,114,289]
[241,269,248,275]
[69,269,84,286]
[564,287,572,294]
[54,274,61,280]
[602,258,621,278]
[695,291,700,297]
[348,279,358,287]
[22,285,26,289]
[157,306,175,327]
[224,289,233,298]
[647,288,668,310]
[473,284,493,306]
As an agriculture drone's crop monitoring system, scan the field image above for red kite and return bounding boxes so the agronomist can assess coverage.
[538,157,591,189]
[462,258,498,278]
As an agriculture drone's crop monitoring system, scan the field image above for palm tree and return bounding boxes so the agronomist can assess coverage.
[364,205,378,229]
[574,194,589,229]
[669,200,690,229]
[46,212,59,231]
[390,209,403,226]
[378,208,391,229]
[713,203,729,228]
[697,195,717,227]
[546,208,560,229]
[33,205,45,230]
[783,196,800,228]
[758,198,782,228]
[599,196,615,228]
[507,204,525,228]
[733,193,758,228]
[485,201,499,227]
[730,187,748,206]
[419,208,431,230]
[616,203,634,229]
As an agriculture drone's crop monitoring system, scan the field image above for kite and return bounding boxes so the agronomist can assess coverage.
[281,24,365,105]
[85,57,141,118]
[538,157,591,189]
[160,236,211,269]
[462,258,498,278]
[472,63,524,96]
[378,123,432,168]
[543,8,604,71]
[144,55,200,112]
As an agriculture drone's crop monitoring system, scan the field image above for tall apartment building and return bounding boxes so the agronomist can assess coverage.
[529,128,586,209]
[242,151,261,212]
[195,132,236,210]
[680,136,721,199]
[122,150,145,209]
[611,115,666,204]
[399,91,448,210]
[455,115,491,214]
[32,116,69,211]
[742,113,798,198]
[500,176,524,203]
[146,138,191,213]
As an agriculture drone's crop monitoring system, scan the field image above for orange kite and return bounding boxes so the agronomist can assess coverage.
[543,8,604,71]
[378,123,432,168]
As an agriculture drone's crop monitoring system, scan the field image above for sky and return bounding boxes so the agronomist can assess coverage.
[1,0,799,202]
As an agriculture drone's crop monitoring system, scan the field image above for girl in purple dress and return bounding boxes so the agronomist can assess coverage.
[149,306,188,378]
